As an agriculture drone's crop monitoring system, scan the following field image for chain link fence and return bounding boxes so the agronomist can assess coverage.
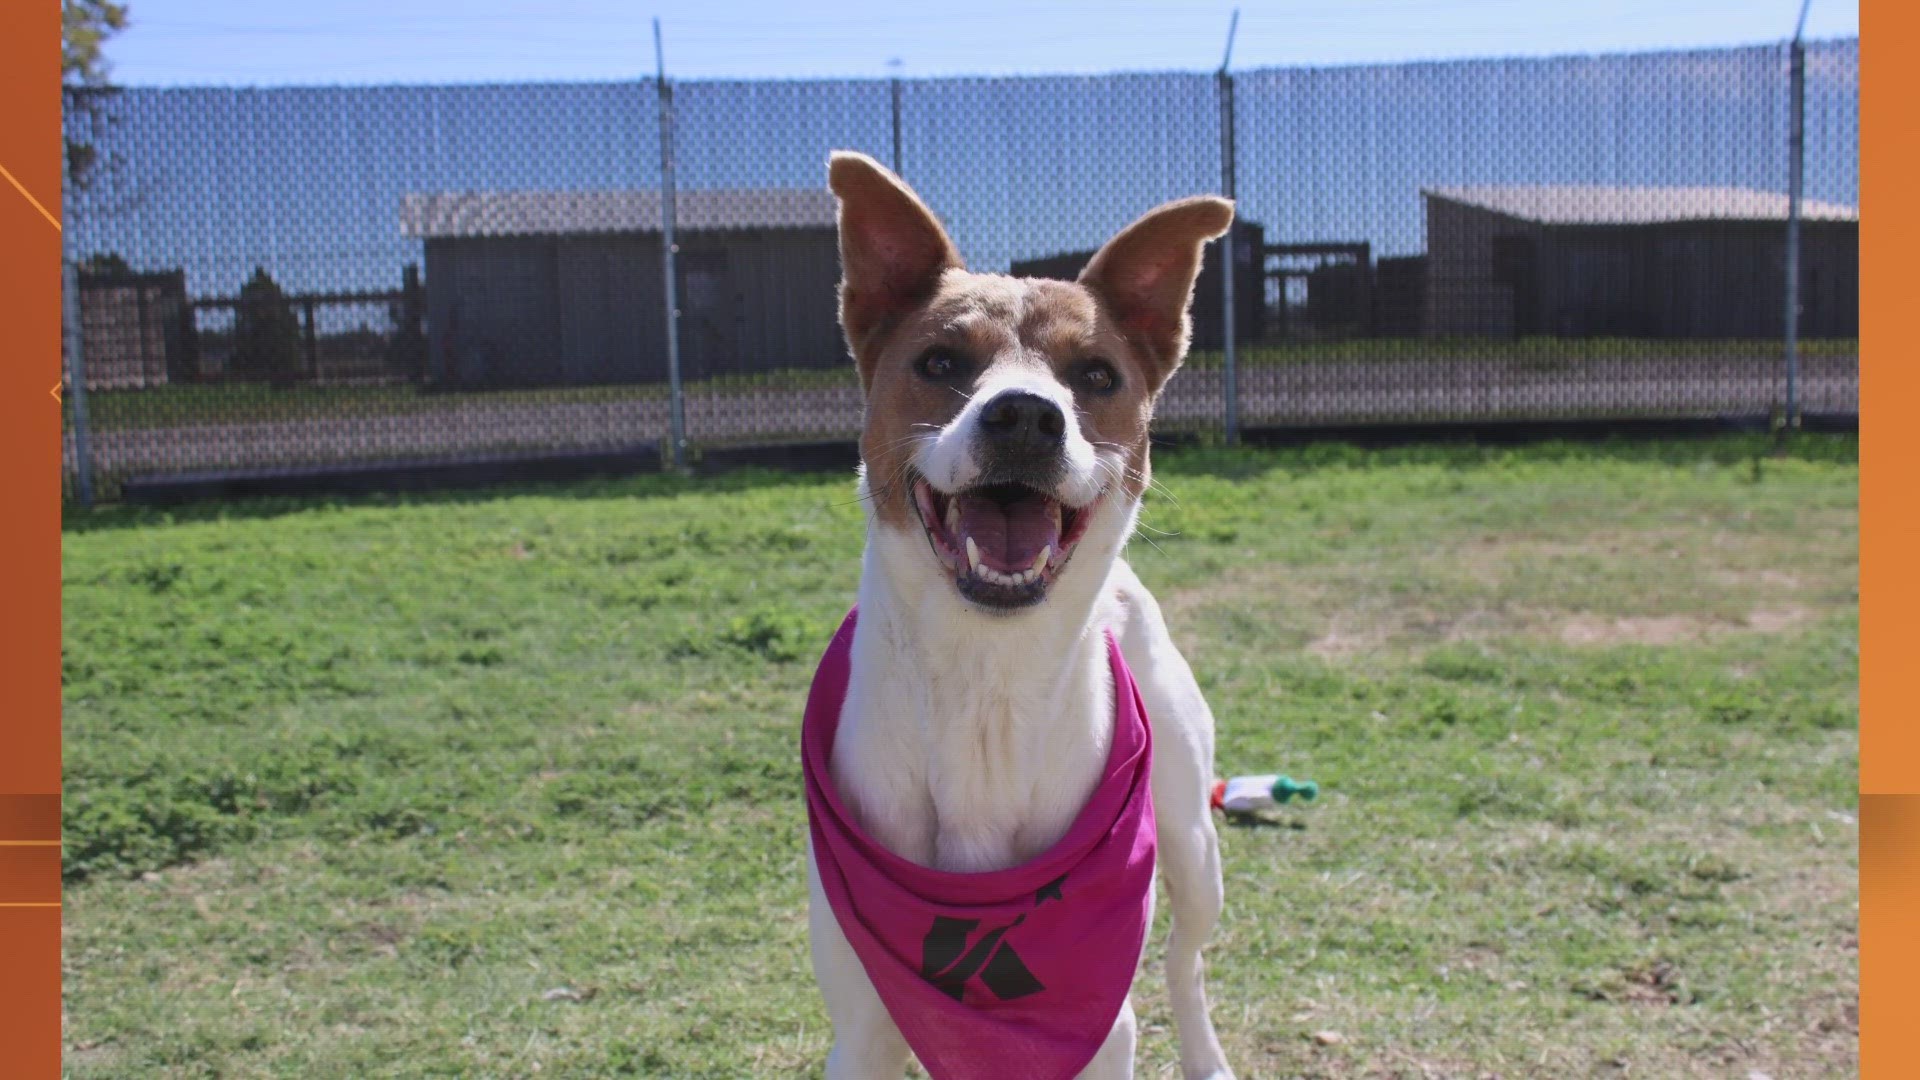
[60,40,1858,502]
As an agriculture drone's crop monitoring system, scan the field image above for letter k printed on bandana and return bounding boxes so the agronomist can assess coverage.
[803,610,1158,1080]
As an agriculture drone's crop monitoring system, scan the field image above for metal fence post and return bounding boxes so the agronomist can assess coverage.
[1784,31,1806,429]
[1216,10,1241,446]
[302,296,320,380]
[62,261,97,508]
[890,73,904,177]
[655,19,688,471]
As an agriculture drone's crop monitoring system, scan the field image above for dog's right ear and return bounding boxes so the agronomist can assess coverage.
[828,151,963,373]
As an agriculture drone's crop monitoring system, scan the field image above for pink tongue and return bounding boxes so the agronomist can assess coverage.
[956,493,1061,571]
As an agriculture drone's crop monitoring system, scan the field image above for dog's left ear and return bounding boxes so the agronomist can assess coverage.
[1079,196,1235,382]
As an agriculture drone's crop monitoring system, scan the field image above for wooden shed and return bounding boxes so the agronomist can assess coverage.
[75,269,197,389]
[399,189,843,388]
[1422,185,1859,339]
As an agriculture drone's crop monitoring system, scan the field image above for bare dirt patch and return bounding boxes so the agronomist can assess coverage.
[1167,520,1847,662]
[1308,624,1392,659]
[1552,605,1811,647]
[1746,605,1815,633]
[1557,614,1704,647]
[1711,568,1806,589]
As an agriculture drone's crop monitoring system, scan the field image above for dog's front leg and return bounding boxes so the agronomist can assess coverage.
[808,852,912,1079]
[1145,699,1235,1080]
[1154,808,1233,1080]
[1115,572,1237,1080]
[1074,995,1138,1079]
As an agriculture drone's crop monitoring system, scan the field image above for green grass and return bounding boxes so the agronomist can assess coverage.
[73,336,1857,431]
[61,437,1858,1077]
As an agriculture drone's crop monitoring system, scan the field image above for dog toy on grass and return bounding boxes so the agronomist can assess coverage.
[1210,774,1319,814]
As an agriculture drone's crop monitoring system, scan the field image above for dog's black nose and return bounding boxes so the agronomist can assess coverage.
[977,391,1066,449]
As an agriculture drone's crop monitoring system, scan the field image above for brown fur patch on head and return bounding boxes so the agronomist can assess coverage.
[827,152,1229,534]
[855,272,1166,531]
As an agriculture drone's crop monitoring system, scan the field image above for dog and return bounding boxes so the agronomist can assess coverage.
[805,150,1236,1080]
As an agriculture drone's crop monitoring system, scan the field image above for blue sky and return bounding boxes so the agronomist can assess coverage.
[71,41,1859,294]
[104,0,1858,86]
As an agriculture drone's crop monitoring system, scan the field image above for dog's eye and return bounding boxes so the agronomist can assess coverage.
[1077,360,1119,393]
[917,349,963,381]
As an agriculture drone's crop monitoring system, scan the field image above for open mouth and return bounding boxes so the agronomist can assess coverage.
[911,474,1100,609]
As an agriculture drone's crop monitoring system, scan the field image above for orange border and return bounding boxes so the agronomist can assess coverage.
[1864,796,1920,1078]
[0,0,61,794]
[0,6,1891,1079]
[1861,0,1910,796]
[0,1,61,1076]
[1860,2,1912,1076]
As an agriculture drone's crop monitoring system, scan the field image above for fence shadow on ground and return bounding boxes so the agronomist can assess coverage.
[62,432,1856,536]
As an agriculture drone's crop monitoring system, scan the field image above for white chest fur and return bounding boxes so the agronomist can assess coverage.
[829,537,1116,874]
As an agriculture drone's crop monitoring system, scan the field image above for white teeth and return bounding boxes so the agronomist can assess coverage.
[946,500,961,538]
[966,563,1040,587]
[959,540,1054,588]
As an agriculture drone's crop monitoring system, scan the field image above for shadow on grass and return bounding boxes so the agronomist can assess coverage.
[1151,432,1855,483]
[1221,814,1311,832]
[63,434,1856,535]
[61,467,848,534]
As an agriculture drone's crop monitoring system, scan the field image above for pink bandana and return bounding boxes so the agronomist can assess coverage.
[803,609,1156,1080]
